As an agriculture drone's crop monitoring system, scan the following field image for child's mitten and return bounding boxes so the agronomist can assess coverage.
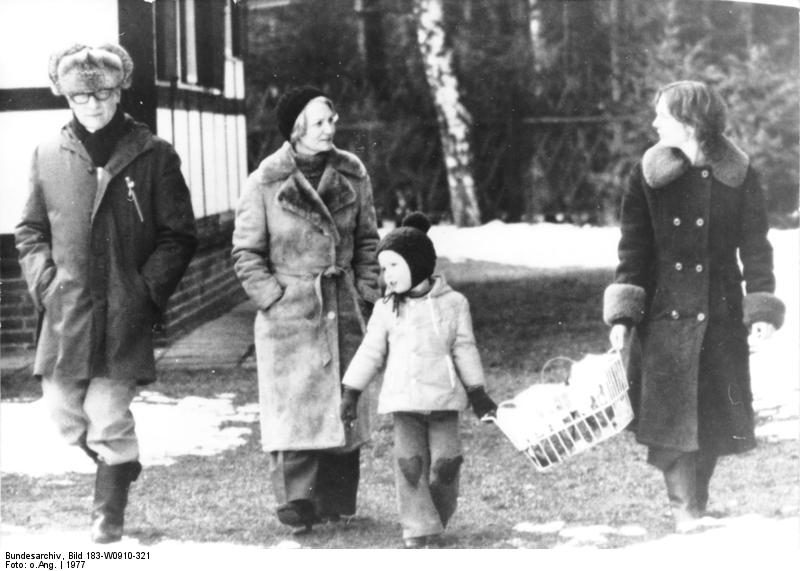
[466,386,497,420]
[340,387,362,425]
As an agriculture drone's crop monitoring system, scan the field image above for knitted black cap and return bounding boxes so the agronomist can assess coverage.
[274,85,327,141]
[378,212,436,289]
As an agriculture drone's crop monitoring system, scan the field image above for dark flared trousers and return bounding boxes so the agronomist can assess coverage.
[269,448,360,517]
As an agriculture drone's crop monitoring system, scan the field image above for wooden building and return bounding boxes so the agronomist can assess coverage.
[0,0,249,351]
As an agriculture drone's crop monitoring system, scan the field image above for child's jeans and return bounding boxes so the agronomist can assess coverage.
[392,411,463,539]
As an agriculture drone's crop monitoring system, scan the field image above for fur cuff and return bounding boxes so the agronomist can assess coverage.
[603,283,646,326]
[743,292,785,329]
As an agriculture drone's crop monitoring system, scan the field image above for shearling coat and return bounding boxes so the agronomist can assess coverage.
[342,275,486,414]
[232,142,381,452]
[603,138,784,456]
[15,114,197,383]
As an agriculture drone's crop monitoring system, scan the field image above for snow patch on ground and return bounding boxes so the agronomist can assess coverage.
[0,392,258,476]
[510,515,798,551]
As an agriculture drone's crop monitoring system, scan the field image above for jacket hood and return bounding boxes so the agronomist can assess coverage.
[258,141,366,185]
[424,274,452,298]
[642,136,749,189]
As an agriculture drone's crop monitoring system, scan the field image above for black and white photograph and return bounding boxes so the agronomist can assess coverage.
[1,0,798,566]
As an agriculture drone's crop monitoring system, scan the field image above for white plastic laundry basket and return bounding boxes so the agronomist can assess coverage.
[489,351,633,472]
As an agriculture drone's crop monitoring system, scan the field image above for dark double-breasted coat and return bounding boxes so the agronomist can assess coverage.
[232,142,381,453]
[603,138,784,456]
[15,114,198,384]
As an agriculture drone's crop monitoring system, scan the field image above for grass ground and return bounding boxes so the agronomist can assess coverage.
[2,260,798,549]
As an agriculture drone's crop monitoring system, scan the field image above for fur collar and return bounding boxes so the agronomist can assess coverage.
[641,136,749,189]
[258,142,366,185]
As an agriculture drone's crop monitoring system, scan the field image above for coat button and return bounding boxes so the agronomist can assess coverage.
[673,217,682,226]
[670,310,680,320]
[697,313,706,322]
[674,262,683,271]
[695,217,705,227]
[701,169,710,178]
[327,311,336,320]
[695,264,703,272]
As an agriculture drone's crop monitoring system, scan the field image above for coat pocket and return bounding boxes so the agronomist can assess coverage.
[38,265,59,310]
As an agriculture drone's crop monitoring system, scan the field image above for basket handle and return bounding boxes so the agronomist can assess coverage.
[541,350,621,385]
[540,355,575,385]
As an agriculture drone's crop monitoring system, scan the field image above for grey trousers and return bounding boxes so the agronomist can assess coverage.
[42,376,139,465]
[392,411,464,539]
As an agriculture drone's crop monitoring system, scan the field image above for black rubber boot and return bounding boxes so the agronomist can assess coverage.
[90,460,142,543]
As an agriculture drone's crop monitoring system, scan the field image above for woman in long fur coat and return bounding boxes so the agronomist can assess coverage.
[232,87,380,533]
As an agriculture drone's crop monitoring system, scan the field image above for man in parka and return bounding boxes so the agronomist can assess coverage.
[15,43,197,543]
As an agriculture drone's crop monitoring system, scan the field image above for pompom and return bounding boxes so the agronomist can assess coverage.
[401,211,431,234]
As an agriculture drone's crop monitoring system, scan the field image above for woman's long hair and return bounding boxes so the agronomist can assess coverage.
[655,81,728,160]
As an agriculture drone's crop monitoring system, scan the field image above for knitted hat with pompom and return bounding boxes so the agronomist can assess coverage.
[377,212,437,288]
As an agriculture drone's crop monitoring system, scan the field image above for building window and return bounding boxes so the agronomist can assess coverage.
[155,0,178,81]
[156,0,240,90]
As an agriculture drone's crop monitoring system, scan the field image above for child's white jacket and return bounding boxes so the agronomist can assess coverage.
[342,275,486,414]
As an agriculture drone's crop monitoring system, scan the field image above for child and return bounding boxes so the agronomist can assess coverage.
[340,212,497,548]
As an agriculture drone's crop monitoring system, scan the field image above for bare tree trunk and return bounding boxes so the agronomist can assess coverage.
[526,0,544,74]
[609,0,623,149]
[355,0,389,102]
[412,0,481,227]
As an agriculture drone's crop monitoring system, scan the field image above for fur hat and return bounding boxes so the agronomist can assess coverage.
[378,212,437,289]
[49,43,134,96]
[275,85,326,141]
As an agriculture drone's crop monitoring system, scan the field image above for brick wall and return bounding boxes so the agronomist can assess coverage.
[0,212,247,351]
[0,234,39,348]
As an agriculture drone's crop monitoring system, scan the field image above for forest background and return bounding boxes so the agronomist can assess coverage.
[243,0,799,228]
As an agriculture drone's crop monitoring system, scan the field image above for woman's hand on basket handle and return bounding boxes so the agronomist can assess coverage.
[749,321,775,351]
[609,323,630,352]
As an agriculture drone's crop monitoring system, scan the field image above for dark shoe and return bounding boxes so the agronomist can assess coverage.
[277,500,316,533]
[90,461,142,544]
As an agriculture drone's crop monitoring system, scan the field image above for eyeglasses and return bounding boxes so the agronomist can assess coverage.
[66,88,117,104]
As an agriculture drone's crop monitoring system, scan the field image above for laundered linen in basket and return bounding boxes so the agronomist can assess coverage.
[495,383,574,450]
[566,354,615,412]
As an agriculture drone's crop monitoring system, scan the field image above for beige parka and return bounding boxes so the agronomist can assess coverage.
[343,275,487,414]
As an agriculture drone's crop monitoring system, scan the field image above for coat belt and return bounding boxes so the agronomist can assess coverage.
[273,265,367,366]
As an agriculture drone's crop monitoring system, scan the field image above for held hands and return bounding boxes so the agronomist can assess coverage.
[340,387,362,428]
[609,323,630,352]
[466,386,498,422]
